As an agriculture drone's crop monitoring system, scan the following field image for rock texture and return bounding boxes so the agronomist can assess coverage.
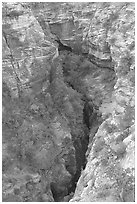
[2,2,135,202]
[69,2,135,202]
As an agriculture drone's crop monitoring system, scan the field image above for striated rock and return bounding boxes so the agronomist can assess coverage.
[2,2,135,202]
[70,2,135,202]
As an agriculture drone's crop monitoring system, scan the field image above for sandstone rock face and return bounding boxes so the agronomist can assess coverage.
[69,2,135,202]
[2,2,135,202]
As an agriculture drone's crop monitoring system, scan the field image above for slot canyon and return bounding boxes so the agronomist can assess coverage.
[2,2,135,202]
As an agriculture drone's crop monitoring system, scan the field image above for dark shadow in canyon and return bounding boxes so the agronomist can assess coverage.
[49,45,115,201]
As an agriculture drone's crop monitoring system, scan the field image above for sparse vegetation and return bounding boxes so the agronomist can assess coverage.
[2,2,134,202]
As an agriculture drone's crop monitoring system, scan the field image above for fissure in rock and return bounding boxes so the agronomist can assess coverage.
[49,44,108,201]
[50,62,101,201]
[67,101,99,195]
[50,106,98,202]
[54,100,100,202]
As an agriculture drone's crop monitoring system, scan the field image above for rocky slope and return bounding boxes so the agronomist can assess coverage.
[2,2,135,202]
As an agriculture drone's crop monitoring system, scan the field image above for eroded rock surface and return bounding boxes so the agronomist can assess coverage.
[70,2,135,202]
[2,2,135,202]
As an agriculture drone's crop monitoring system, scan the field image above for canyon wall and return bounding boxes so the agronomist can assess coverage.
[2,2,135,202]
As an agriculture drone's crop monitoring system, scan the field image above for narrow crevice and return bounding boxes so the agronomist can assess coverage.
[50,96,99,202]
[50,51,102,201]
[67,100,99,196]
